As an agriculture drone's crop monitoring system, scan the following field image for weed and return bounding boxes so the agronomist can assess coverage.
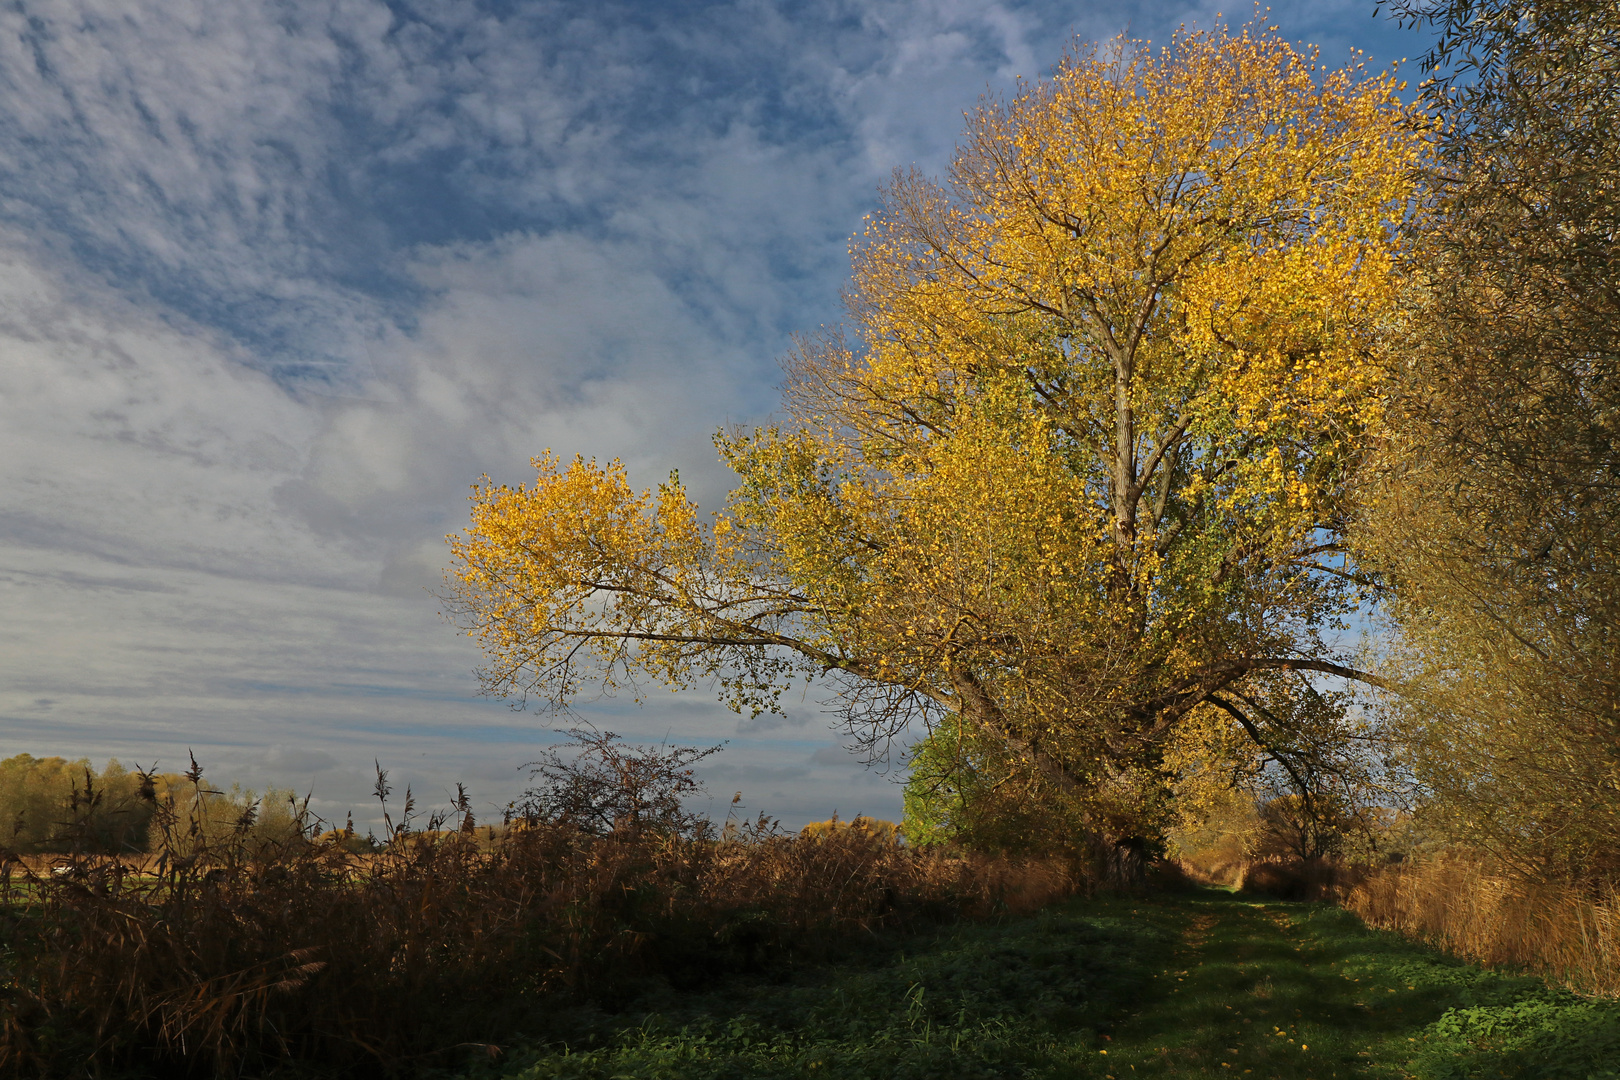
[499,887,1612,1080]
[471,898,1176,1080]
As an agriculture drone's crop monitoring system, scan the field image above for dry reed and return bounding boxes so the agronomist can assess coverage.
[0,816,1075,1078]
[1237,857,1364,901]
[1343,855,1620,997]
[1176,849,1620,997]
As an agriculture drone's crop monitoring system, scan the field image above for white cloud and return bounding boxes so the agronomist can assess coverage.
[0,0,1434,828]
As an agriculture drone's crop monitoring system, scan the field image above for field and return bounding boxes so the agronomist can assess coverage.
[5,750,1618,1078]
[463,888,1620,1080]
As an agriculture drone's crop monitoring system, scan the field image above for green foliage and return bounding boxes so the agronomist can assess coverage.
[1416,996,1620,1080]
[1302,909,1620,1080]
[470,889,1620,1080]
[1076,893,1620,1080]
[901,722,1088,856]
[1297,905,1620,1080]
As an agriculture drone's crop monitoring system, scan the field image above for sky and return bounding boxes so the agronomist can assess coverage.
[0,0,1436,832]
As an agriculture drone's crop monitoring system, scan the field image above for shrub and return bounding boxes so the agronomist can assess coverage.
[517,728,723,837]
[1239,858,1359,901]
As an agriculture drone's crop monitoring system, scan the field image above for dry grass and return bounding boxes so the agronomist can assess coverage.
[0,817,1075,1078]
[1342,855,1620,997]
[1175,853,1357,900]
[1173,853,1247,888]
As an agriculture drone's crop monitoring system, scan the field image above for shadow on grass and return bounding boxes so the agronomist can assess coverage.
[1100,890,1449,1077]
[463,888,1620,1080]
[465,896,1179,1080]
[1102,889,1620,1080]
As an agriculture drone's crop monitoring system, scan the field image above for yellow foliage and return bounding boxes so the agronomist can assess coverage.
[1352,1,1620,886]
[446,21,1426,845]
[0,755,154,854]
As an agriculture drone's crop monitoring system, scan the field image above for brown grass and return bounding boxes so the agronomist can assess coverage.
[1343,855,1620,997]
[1174,854,1247,888]
[0,819,1075,1078]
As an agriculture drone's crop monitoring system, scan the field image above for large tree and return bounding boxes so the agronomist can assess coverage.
[446,23,1425,844]
[1358,0,1620,881]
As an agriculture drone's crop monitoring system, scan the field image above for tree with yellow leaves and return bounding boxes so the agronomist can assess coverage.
[446,21,1427,849]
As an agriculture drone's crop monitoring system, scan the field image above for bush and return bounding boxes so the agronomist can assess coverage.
[1239,858,1359,901]
[1144,858,1198,892]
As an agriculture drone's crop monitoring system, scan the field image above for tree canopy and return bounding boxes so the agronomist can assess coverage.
[446,22,1427,847]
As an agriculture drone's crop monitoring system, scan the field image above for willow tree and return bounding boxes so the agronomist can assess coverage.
[1357,0,1620,882]
[446,23,1425,845]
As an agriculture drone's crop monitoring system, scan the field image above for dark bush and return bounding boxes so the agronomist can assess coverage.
[1239,858,1354,901]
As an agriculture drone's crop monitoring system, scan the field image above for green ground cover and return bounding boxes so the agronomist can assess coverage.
[462,890,1620,1080]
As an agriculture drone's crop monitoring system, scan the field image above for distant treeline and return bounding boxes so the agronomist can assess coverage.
[0,753,303,855]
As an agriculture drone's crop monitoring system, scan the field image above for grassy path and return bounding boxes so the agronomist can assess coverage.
[1101,892,1463,1078]
[467,889,1620,1080]
[1091,891,1619,1080]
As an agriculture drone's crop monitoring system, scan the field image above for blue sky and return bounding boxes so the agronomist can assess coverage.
[0,0,1435,829]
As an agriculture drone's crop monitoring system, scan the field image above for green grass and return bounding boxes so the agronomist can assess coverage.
[1097,892,1620,1080]
[459,889,1620,1080]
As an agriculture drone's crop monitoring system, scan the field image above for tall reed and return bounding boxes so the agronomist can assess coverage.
[1343,855,1620,997]
[0,772,1076,1078]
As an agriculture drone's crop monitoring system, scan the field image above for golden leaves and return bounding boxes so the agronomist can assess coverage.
[444,20,1427,834]
[446,453,753,706]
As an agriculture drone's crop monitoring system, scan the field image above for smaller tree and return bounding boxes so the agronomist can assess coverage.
[901,721,1090,854]
[1159,674,1406,867]
[518,728,724,837]
[1255,792,1348,861]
